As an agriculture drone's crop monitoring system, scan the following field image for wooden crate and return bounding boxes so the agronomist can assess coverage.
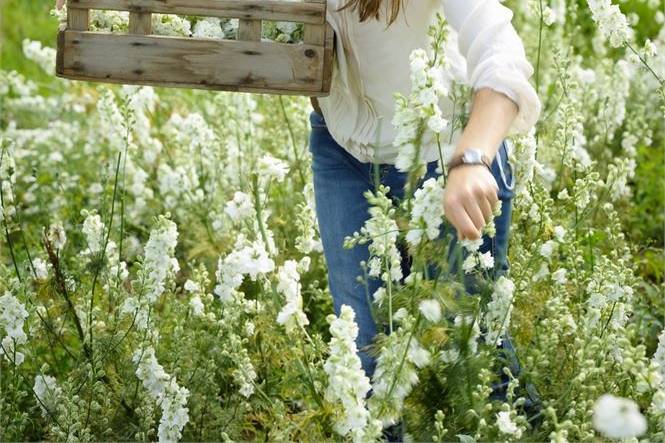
[56,0,334,96]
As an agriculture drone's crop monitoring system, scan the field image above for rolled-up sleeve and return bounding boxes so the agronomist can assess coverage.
[442,0,542,135]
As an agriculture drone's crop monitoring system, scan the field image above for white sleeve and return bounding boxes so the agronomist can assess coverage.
[441,0,542,135]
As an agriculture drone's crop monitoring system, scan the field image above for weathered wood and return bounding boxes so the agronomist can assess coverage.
[57,30,329,94]
[129,12,152,34]
[238,19,261,41]
[321,23,334,94]
[303,0,325,45]
[66,2,89,31]
[67,0,325,24]
[58,0,335,96]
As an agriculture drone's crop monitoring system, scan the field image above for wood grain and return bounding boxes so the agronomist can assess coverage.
[67,0,325,24]
[56,30,331,95]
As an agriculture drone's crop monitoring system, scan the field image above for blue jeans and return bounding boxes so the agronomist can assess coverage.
[308,109,518,379]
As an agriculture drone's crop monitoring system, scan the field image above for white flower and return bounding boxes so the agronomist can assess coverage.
[406,176,446,247]
[419,299,442,323]
[32,257,49,281]
[496,411,521,437]
[81,211,105,255]
[257,154,289,182]
[133,346,190,442]
[143,215,179,304]
[224,191,254,222]
[483,276,515,347]
[323,305,380,441]
[592,394,646,439]
[189,295,204,317]
[183,279,199,293]
[552,268,567,284]
[0,291,29,366]
[33,374,63,417]
[275,260,309,334]
[539,240,557,258]
[553,225,566,242]
[587,0,632,47]
[192,17,224,39]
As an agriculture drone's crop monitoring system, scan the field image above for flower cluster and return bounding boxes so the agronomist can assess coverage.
[133,346,190,442]
[323,304,382,441]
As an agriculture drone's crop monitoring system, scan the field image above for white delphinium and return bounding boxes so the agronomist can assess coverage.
[232,346,258,398]
[257,154,289,183]
[405,176,446,247]
[192,17,224,39]
[462,250,494,274]
[441,314,481,364]
[80,210,105,255]
[133,346,190,442]
[32,257,50,281]
[368,315,431,426]
[496,410,522,439]
[120,216,179,329]
[654,328,665,384]
[418,299,442,323]
[33,374,63,417]
[586,0,632,48]
[22,39,56,74]
[142,215,179,303]
[323,305,382,441]
[90,9,129,32]
[346,184,402,284]
[0,291,29,366]
[45,223,67,252]
[393,14,452,174]
[275,260,309,335]
[163,112,217,159]
[483,276,516,347]
[213,234,275,302]
[96,88,128,153]
[152,13,191,36]
[295,181,323,254]
[592,394,646,439]
[552,268,568,285]
[224,191,254,222]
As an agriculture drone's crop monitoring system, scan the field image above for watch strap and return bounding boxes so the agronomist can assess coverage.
[446,150,492,172]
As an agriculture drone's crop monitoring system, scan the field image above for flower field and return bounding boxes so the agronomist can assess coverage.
[1,0,664,442]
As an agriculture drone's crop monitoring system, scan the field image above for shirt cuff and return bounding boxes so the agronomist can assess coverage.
[471,58,542,135]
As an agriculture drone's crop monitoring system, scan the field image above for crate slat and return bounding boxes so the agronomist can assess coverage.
[128,12,152,34]
[57,30,329,94]
[238,19,262,41]
[303,0,325,45]
[67,0,325,24]
[67,8,90,30]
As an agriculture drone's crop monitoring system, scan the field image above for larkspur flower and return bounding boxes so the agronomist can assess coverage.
[323,305,381,441]
[133,346,190,442]
[0,291,29,365]
[275,260,309,335]
[592,394,646,439]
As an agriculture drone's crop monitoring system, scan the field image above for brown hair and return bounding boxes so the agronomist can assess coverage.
[337,0,405,26]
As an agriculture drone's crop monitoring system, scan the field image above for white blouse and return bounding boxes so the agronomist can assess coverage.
[316,0,542,164]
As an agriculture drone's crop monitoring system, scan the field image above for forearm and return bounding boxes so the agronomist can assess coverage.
[452,87,519,163]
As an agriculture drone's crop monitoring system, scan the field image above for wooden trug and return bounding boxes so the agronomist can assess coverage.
[56,0,334,96]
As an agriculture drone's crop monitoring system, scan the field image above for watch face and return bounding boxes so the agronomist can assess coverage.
[462,149,483,163]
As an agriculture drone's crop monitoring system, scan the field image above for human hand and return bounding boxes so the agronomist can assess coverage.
[442,164,499,241]
[56,0,65,10]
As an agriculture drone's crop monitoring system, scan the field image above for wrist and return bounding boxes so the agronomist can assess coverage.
[446,147,492,173]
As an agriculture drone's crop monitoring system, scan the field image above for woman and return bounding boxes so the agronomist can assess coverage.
[309,0,542,439]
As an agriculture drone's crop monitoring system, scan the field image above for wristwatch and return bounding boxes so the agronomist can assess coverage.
[446,148,492,173]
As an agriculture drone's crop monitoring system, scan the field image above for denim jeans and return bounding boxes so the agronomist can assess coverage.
[307,109,519,376]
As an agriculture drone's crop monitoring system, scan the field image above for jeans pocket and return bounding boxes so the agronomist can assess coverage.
[496,140,515,199]
[309,110,327,129]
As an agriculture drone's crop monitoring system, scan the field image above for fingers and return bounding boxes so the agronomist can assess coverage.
[444,187,498,241]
